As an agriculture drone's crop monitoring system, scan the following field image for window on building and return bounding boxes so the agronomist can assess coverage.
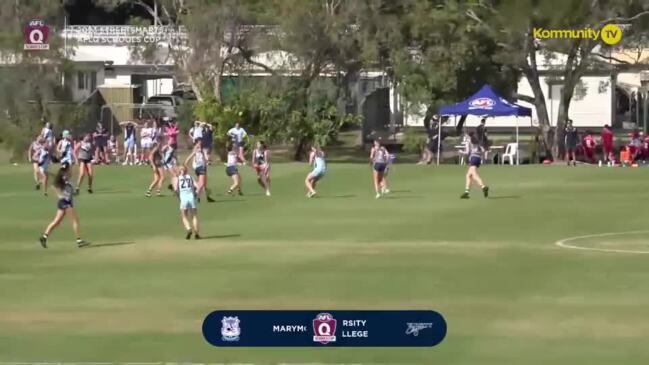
[77,71,85,90]
[90,71,97,90]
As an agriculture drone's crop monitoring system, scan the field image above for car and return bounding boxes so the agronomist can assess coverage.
[140,94,183,119]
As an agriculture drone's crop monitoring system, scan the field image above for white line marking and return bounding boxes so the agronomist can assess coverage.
[0,363,385,365]
[555,230,649,254]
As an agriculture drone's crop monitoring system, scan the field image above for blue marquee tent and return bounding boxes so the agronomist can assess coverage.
[438,85,532,165]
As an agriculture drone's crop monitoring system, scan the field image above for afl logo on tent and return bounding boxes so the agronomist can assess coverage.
[469,97,495,109]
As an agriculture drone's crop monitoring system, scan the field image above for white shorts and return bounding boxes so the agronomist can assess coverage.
[141,138,153,149]
[180,195,197,210]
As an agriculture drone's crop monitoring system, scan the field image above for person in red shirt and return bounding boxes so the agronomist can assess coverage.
[600,124,614,164]
[642,133,649,163]
[582,131,596,163]
[629,129,642,163]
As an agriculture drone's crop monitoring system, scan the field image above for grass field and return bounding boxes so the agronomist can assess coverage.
[1,162,649,364]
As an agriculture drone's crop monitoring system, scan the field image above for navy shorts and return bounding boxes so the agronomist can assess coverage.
[469,155,482,167]
[226,165,238,176]
[57,198,73,210]
[195,166,206,176]
[373,162,387,172]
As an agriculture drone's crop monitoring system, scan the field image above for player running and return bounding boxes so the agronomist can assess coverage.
[225,143,243,196]
[185,140,215,202]
[74,133,94,194]
[382,152,395,195]
[251,140,271,196]
[28,136,44,190]
[161,141,178,191]
[305,144,326,198]
[460,133,489,199]
[145,142,165,197]
[57,130,75,169]
[369,139,390,199]
[39,166,88,248]
[174,165,201,240]
[30,137,50,196]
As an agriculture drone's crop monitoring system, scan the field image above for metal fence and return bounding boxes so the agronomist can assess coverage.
[99,103,178,137]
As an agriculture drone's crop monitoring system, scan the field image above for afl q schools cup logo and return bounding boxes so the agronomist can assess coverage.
[312,312,337,345]
[24,20,50,50]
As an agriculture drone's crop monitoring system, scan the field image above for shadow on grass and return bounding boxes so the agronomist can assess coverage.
[489,195,521,200]
[86,241,135,249]
[324,194,357,199]
[382,195,425,200]
[200,234,242,240]
[92,189,133,194]
[211,199,246,203]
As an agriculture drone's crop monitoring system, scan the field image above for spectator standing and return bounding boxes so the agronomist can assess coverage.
[227,122,248,164]
[564,119,579,166]
[202,123,214,164]
[93,123,109,164]
[600,124,614,165]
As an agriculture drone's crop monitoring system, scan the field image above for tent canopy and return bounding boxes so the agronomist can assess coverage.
[439,85,532,117]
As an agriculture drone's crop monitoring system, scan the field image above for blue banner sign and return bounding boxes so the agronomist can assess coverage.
[202,310,446,347]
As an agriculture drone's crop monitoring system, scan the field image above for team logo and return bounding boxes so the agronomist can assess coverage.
[312,312,337,344]
[405,322,433,336]
[469,97,495,109]
[221,316,241,342]
[24,20,50,50]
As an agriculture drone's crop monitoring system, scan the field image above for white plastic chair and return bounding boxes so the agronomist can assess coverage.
[502,143,518,165]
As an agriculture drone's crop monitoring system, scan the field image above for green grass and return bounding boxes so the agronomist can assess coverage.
[1,162,649,364]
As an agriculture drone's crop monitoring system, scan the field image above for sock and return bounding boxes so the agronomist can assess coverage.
[42,233,48,238]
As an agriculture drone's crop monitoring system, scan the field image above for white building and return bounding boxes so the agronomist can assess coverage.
[399,51,645,129]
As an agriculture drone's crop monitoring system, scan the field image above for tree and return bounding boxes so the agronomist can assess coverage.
[356,0,520,131]
[100,0,257,102]
[0,0,82,159]
[473,0,649,158]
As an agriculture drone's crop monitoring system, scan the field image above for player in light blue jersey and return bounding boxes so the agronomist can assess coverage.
[305,144,326,198]
[39,166,88,248]
[57,130,75,169]
[174,165,201,240]
[460,132,489,199]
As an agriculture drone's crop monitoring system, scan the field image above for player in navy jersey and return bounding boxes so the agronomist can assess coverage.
[225,143,243,196]
[39,166,88,248]
[460,132,489,199]
[251,140,270,196]
[146,142,165,197]
[29,136,44,191]
[369,139,389,199]
[185,139,215,202]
